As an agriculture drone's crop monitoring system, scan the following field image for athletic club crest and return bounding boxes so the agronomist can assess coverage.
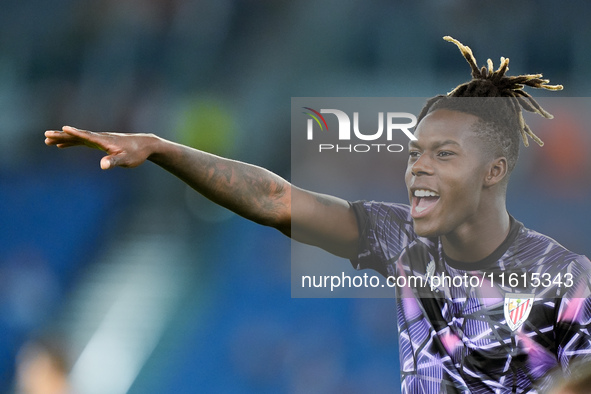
[504,294,535,331]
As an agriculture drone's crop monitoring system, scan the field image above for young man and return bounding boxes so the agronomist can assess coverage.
[45,37,591,392]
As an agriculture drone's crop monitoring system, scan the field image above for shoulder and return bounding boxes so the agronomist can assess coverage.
[350,201,417,239]
[350,200,412,223]
[515,223,590,270]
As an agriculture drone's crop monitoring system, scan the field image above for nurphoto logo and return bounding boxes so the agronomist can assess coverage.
[303,107,417,153]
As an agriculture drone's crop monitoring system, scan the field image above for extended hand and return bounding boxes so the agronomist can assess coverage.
[45,126,155,170]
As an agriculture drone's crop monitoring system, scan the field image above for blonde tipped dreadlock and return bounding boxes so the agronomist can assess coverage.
[442,35,563,147]
[416,36,563,176]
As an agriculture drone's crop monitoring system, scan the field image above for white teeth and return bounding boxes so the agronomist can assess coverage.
[414,189,439,197]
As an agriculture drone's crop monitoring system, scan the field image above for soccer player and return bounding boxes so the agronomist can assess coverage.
[44,37,591,393]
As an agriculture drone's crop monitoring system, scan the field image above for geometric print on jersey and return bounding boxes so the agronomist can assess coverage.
[350,201,591,393]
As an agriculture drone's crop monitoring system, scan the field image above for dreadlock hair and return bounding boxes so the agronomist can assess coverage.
[416,36,563,174]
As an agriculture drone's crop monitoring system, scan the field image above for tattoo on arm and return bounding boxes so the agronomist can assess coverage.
[155,145,290,229]
[199,155,289,226]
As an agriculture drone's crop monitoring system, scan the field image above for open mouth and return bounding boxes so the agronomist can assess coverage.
[411,189,440,218]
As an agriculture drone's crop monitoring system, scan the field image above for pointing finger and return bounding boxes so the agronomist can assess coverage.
[62,125,89,136]
[62,126,98,139]
[56,143,78,148]
[62,126,108,150]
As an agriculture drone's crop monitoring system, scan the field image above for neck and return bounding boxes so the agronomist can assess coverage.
[441,200,510,263]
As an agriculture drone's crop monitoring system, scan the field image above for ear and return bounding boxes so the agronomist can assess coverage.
[484,157,508,187]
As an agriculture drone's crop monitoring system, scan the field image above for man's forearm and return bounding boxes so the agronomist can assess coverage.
[148,136,291,234]
[45,127,359,256]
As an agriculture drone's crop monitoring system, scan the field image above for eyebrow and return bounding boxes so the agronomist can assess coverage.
[409,139,461,150]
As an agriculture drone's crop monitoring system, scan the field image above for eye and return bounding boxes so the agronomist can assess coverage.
[437,151,454,157]
[409,150,420,158]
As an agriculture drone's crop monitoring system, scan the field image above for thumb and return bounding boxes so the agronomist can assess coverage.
[100,155,118,170]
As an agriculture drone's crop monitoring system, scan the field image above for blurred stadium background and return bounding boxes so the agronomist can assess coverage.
[1,0,591,393]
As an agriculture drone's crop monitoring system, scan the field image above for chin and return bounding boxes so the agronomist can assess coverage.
[412,219,441,238]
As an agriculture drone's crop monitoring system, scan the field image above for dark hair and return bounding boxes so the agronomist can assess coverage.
[417,36,563,173]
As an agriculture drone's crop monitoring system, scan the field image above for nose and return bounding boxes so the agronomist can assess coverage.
[411,154,433,176]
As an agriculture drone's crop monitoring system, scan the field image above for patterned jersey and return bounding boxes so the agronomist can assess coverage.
[350,201,591,393]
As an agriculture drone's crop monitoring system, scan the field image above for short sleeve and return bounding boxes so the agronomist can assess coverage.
[555,255,591,371]
[349,200,417,278]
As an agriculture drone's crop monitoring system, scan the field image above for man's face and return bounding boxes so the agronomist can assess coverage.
[405,109,491,237]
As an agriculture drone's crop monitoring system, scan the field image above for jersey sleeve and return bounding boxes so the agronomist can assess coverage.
[555,255,591,371]
[349,200,417,278]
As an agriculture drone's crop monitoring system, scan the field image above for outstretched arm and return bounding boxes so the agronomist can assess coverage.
[45,126,359,258]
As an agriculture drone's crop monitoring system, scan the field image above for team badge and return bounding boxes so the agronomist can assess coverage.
[504,294,535,331]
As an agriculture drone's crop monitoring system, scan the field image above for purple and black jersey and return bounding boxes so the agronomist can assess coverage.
[351,201,591,393]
